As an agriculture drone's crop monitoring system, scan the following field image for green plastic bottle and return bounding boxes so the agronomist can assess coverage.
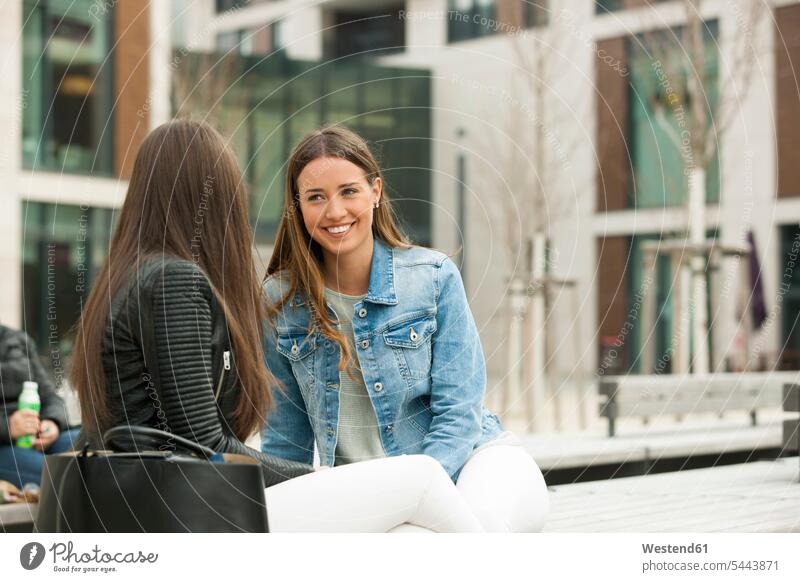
[15,381,40,449]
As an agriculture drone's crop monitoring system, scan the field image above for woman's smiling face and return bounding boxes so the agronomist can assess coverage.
[297,156,381,260]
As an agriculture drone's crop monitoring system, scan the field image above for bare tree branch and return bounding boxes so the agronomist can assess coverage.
[633,0,771,173]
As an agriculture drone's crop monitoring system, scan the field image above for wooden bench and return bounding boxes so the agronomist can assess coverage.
[784,383,800,479]
[598,372,799,437]
[0,502,37,533]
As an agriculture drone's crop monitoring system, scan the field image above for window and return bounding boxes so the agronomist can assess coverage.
[171,0,190,48]
[271,20,285,52]
[596,0,671,15]
[21,202,114,368]
[627,22,720,208]
[595,0,624,14]
[523,1,549,28]
[21,0,114,176]
[217,22,284,56]
[216,30,242,53]
[626,234,675,374]
[326,5,406,59]
[448,0,496,43]
[216,0,250,13]
[625,230,716,373]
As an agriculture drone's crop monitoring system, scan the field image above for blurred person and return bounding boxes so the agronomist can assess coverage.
[0,324,78,488]
[69,119,482,533]
[261,125,549,532]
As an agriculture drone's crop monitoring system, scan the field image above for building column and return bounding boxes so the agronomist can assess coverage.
[404,0,448,54]
[149,0,173,131]
[716,4,777,370]
[0,0,23,327]
[114,1,151,179]
[284,4,323,61]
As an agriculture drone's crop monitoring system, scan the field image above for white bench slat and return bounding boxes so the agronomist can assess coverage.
[600,372,800,393]
[611,385,770,401]
[613,397,770,417]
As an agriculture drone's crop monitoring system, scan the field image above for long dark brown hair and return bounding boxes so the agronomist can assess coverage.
[266,125,410,371]
[70,119,272,440]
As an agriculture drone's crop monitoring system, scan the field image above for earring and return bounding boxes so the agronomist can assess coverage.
[374,201,380,209]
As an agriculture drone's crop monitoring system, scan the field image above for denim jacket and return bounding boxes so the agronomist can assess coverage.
[260,238,503,480]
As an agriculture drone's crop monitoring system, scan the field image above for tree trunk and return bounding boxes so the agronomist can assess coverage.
[529,232,548,431]
[688,168,710,374]
[504,278,527,429]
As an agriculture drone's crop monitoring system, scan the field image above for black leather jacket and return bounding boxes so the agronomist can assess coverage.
[0,326,69,445]
[85,256,313,487]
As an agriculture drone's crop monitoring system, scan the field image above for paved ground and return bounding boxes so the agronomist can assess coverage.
[544,457,800,532]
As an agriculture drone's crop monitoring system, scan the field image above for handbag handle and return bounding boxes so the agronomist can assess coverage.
[103,425,217,460]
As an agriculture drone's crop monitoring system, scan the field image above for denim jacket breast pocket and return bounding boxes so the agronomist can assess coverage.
[276,331,318,391]
[382,312,437,387]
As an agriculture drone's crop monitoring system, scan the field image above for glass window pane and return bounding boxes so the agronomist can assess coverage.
[627,23,719,209]
[21,0,114,175]
[251,107,287,240]
[448,0,497,43]
[286,62,323,146]
[21,202,111,369]
[628,234,676,373]
[323,62,361,128]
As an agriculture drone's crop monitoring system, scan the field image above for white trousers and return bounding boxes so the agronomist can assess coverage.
[387,436,549,533]
[264,454,483,532]
[263,438,549,533]
[456,435,549,533]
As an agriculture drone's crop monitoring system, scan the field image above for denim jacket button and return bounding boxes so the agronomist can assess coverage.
[373,382,383,392]
[326,427,335,436]
[385,425,393,432]
[358,308,367,318]
[291,342,299,355]
[409,327,418,341]
[360,339,369,349]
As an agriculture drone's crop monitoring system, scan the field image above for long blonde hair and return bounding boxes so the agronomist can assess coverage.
[266,125,410,371]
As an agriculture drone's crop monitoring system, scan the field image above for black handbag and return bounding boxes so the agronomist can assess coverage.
[35,425,269,532]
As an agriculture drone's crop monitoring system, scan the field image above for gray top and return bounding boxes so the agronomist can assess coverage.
[324,288,386,466]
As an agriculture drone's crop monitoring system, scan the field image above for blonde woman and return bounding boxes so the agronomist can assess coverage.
[262,125,549,532]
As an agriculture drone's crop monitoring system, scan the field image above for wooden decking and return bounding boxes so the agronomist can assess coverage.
[544,457,800,532]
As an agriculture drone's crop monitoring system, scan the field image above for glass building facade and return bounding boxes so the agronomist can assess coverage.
[20,49,431,359]
[173,51,432,247]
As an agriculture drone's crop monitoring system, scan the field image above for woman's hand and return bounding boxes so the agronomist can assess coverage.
[9,409,40,440]
[32,419,60,451]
